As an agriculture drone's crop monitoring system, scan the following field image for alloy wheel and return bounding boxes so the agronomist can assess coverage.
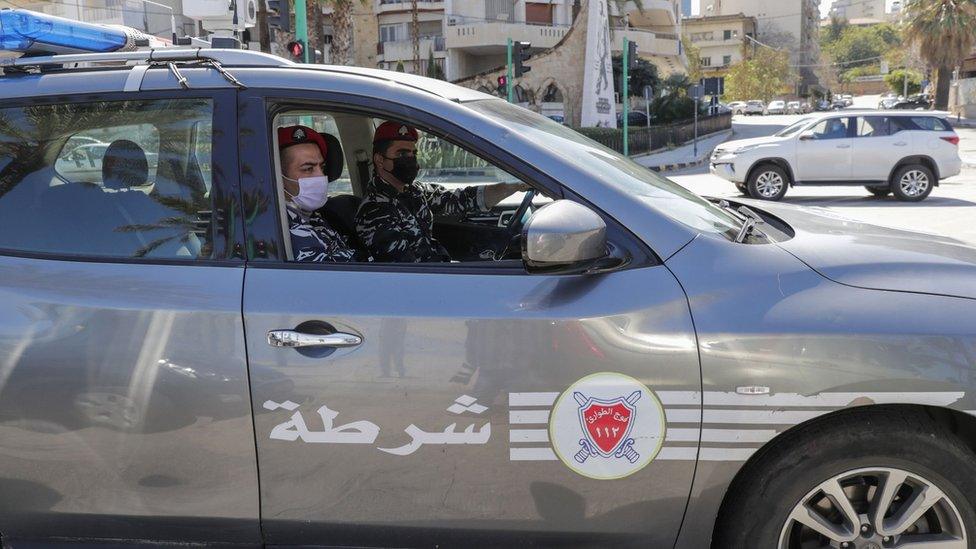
[755,171,784,198]
[778,467,967,549]
[899,170,930,198]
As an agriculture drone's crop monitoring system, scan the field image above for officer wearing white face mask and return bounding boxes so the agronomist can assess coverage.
[278,125,363,262]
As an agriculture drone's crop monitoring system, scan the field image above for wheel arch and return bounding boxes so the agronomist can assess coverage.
[746,158,795,187]
[888,155,941,186]
[709,403,976,547]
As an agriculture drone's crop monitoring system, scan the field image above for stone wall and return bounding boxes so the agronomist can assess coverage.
[452,0,592,127]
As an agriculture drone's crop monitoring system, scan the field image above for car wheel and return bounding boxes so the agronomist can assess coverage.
[747,164,789,201]
[714,407,976,549]
[891,164,934,202]
[735,183,748,195]
[865,185,890,197]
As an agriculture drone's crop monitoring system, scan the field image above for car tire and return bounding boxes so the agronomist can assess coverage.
[891,164,934,202]
[747,164,789,201]
[714,407,976,549]
[735,183,748,195]
[865,185,890,197]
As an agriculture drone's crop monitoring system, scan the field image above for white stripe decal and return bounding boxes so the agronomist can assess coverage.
[510,410,550,424]
[509,447,557,461]
[665,428,777,443]
[699,447,757,461]
[655,391,965,408]
[702,409,827,424]
[656,447,698,460]
[665,409,701,423]
[510,429,549,443]
[509,392,560,407]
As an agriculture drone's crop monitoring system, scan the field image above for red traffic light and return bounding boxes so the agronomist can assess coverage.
[497,75,507,86]
[286,40,305,59]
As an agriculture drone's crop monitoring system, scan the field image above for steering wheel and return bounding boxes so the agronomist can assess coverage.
[506,189,536,238]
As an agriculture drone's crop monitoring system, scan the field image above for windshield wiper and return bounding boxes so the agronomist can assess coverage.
[717,200,767,243]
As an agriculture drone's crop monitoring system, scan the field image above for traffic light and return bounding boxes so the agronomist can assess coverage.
[286,40,305,62]
[627,40,638,70]
[497,75,507,95]
[267,0,290,33]
[513,41,531,77]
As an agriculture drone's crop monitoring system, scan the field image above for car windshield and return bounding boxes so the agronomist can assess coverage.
[466,99,741,238]
[775,117,814,137]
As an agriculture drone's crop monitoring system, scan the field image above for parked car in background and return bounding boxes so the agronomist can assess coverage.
[814,99,831,111]
[726,101,747,115]
[840,94,854,106]
[878,95,902,109]
[766,100,786,115]
[616,111,653,128]
[893,94,932,110]
[710,111,961,201]
[830,98,847,110]
[743,100,765,115]
[786,101,801,114]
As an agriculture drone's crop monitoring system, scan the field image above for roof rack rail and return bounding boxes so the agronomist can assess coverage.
[0,48,292,70]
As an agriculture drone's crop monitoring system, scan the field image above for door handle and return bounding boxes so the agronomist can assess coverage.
[894,141,907,146]
[267,330,362,348]
[836,144,851,149]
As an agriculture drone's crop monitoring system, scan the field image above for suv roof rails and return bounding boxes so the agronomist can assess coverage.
[0,48,292,71]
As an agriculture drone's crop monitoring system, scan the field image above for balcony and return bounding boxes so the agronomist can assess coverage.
[611,28,680,57]
[445,20,569,54]
[626,0,678,28]
[377,0,445,14]
[378,36,447,60]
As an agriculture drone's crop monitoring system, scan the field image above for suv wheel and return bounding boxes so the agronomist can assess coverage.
[747,164,789,201]
[714,407,976,549]
[891,164,934,202]
[735,183,748,195]
[865,185,890,197]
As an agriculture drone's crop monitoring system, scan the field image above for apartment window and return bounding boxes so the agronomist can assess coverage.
[723,29,737,40]
[526,2,554,25]
[485,0,516,22]
[722,55,732,65]
[700,56,712,67]
[379,24,402,43]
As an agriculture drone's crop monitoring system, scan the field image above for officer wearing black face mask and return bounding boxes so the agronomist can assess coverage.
[355,121,527,263]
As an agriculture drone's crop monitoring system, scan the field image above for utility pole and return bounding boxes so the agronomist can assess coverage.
[412,0,420,73]
[506,38,514,103]
[622,37,630,156]
[295,0,309,62]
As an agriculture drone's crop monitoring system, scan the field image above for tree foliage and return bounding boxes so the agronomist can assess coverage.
[723,47,793,102]
[884,69,923,95]
[903,0,976,109]
[820,22,901,78]
[611,54,661,97]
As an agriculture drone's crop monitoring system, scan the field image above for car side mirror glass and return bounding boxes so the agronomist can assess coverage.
[521,200,624,275]
[799,132,814,141]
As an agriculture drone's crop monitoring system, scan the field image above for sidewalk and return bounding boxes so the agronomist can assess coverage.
[632,129,733,172]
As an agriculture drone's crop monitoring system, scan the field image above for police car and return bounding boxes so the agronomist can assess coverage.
[1,10,976,549]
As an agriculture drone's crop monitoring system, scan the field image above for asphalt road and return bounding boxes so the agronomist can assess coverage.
[665,106,976,246]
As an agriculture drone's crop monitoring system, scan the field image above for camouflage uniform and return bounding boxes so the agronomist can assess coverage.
[287,204,361,262]
[355,176,487,262]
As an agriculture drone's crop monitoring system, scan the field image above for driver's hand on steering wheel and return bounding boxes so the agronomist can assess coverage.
[484,182,533,208]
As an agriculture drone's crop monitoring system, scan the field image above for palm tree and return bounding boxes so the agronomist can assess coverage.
[903,0,976,110]
[323,0,364,66]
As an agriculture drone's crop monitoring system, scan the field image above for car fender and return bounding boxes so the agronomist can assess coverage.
[745,157,795,186]
[888,154,941,185]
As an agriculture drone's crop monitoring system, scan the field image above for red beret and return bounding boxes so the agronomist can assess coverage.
[374,121,419,143]
[278,125,328,159]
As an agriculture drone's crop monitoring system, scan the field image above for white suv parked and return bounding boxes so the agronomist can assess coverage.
[709,111,962,201]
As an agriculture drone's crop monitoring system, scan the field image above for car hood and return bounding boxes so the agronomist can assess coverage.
[751,201,976,300]
[714,136,786,152]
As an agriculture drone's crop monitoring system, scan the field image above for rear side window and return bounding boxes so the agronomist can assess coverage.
[892,116,952,132]
[0,99,217,260]
[856,116,891,137]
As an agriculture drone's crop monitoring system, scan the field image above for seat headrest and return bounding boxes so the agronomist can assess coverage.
[321,133,344,182]
[102,139,148,190]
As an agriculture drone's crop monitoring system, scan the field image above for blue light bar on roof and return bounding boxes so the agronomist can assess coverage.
[0,9,130,54]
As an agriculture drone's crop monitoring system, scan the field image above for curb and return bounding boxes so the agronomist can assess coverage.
[640,129,733,173]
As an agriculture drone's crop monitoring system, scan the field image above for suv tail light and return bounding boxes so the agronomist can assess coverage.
[940,135,960,146]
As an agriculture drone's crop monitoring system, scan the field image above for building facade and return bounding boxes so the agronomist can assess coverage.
[829,0,884,20]
[322,0,686,82]
[683,13,757,77]
[0,0,197,41]
[698,0,821,94]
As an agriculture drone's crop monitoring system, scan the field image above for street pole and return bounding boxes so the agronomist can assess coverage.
[295,0,309,62]
[622,37,630,156]
[903,73,908,98]
[506,38,514,103]
[693,96,699,158]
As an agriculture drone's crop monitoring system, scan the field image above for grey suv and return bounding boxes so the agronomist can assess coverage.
[1,49,975,549]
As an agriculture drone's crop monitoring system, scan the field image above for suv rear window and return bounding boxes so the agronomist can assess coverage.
[892,116,952,132]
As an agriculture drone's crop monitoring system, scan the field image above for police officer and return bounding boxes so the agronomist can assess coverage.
[278,125,361,262]
[355,121,528,262]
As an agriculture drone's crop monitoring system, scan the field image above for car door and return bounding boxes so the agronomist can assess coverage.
[0,89,258,544]
[239,90,702,547]
[795,116,853,181]
[852,115,901,181]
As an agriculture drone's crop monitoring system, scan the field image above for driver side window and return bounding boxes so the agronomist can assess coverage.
[810,118,850,140]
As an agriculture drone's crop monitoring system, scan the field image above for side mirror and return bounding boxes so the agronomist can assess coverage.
[521,200,624,275]
[798,132,814,141]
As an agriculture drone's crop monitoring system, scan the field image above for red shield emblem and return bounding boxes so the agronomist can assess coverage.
[577,393,638,457]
